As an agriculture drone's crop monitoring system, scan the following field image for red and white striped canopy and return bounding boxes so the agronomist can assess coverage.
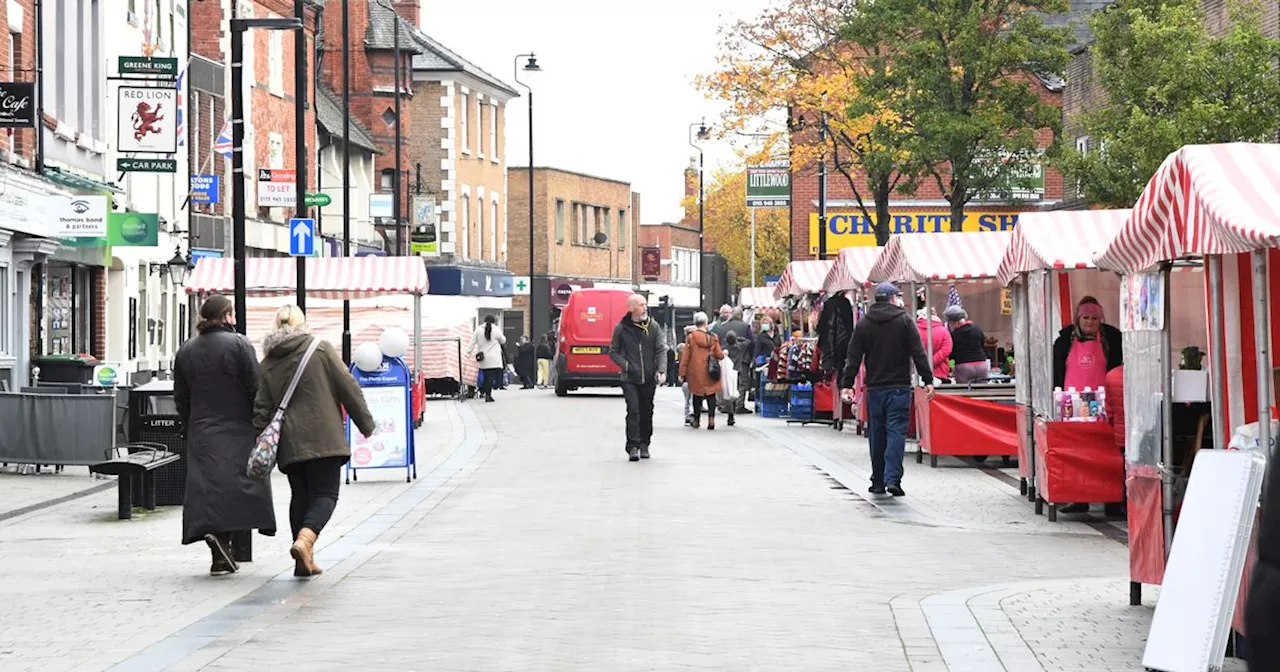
[185,256,430,299]
[773,260,836,299]
[868,231,1014,283]
[738,286,776,308]
[996,209,1129,286]
[1095,143,1280,273]
[823,247,882,293]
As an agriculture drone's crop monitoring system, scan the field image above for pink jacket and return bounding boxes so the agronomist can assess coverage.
[917,316,952,381]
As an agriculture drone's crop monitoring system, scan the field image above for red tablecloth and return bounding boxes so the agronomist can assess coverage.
[916,392,1019,457]
[1016,403,1032,479]
[1126,467,1165,585]
[1034,418,1124,504]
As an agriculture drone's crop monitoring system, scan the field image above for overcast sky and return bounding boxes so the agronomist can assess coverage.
[418,0,774,224]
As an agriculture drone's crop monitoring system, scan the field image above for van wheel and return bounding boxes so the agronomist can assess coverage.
[555,380,569,397]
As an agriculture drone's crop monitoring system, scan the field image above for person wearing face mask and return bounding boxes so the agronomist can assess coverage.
[608,294,669,461]
[840,282,935,497]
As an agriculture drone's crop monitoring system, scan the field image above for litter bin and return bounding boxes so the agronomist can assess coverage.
[127,380,187,506]
[32,354,99,385]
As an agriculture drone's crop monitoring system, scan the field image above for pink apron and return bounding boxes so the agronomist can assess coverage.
[1064,338,1108,391]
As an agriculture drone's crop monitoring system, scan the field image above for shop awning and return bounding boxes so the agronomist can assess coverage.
[822,247,882,293]
[773,260,835,299]
[737,286,776,308]
[185,256,430,299]
[996,210,1129,286]
[868,231,1014,283]
[1094,143,1280,273]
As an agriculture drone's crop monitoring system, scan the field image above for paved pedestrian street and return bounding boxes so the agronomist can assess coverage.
[0,389,1246,671]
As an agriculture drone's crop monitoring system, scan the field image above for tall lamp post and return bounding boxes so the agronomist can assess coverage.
[513,53,542,336]
[688,119,709,312]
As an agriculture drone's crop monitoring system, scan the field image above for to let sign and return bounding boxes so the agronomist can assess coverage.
[190,175,220,203]
[0,82,36,128]
[745,164,790,208]
[257,169,297,207]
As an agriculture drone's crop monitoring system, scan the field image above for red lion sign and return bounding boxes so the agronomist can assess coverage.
[131,102,165,141]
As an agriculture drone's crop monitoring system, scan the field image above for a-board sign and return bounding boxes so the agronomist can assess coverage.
[1142,450,1266,672]
[346,355,416,482]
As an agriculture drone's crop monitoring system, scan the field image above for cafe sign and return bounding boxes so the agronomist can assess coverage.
[0,82,36,128]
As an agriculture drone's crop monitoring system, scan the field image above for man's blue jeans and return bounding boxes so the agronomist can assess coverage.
[866,387,912,487]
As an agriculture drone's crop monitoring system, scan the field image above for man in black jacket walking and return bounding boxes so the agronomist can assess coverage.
[609,294,669,461]
[841,282,934,496]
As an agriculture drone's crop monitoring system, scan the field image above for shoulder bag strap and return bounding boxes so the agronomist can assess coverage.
[278,337,322,411]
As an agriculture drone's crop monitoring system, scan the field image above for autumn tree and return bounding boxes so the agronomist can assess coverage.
[698,0,917,246]
[846,0,1070,230]
[1055,0,1280,206]
[683,169,790,288]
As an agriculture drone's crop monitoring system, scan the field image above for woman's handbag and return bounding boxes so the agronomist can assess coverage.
[247,338,322,479]
[706,334,722,382]
[475,352,485,362]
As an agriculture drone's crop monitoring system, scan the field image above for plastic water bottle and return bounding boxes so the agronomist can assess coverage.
[1053,387,1064,421]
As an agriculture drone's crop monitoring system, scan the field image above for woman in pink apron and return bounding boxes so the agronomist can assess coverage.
[1051,296,1124,515]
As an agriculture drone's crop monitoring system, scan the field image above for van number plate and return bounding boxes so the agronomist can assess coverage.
[571,346,603,355]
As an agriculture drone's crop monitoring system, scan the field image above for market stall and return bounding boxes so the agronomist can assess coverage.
[1094,143,1280,612]
[767,260,835,423]
[867,231,1018,467]
[185,256,433,423]
[997,209,1130,507]
[821,247,885,433]
[738,286,777,309]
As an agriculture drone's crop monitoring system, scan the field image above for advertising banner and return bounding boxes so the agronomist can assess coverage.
[641,247,661,279]
[0,82,36,128]
[347,356,416,480]
[51,196,109,238]
[107,212,159,247]
[808,209,1021,252]
[256,169,296,207]
[410,195,439,256]
[746,163,790,208]
[190,175,220,204]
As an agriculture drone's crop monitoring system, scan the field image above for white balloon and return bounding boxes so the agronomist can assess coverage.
[379,327,409,358]
[354,342,384,372]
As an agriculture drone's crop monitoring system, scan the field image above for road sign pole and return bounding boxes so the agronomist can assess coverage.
[750,207,756,288]
[295,0,308,310]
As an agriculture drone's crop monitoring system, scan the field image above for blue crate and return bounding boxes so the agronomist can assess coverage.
[760,400,788,418]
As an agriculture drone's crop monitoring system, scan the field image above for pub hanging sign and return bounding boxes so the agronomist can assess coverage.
[0,82,36,128]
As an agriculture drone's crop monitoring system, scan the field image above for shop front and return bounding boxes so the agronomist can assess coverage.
[0,167,67,390]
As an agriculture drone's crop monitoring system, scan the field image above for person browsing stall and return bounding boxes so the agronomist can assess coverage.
[944,306,990,384]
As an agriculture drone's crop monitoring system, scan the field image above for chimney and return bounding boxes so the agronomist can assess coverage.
[391,0,420,29]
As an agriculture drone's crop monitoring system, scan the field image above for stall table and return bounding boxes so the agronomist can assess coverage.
[914,383,1018,467]
[1033,418,1124,521]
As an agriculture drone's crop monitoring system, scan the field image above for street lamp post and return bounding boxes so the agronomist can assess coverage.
[513,53,542,337]
[377,1,404,256]
[341,0,352,363]
[688,120,709,312]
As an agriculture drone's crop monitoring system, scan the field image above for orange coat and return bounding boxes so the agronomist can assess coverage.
[679,329,724,397]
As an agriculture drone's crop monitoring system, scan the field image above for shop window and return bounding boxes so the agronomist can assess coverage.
[137,266,148,357]
[45,265,73,355]
[0,266,9,356]
[555,199,565,244]
[617,209,626,251]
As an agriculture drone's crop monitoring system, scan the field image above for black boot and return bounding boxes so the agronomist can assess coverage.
[206,533,238,575]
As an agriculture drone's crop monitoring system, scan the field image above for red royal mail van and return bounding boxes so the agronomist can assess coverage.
[555,288,633,396]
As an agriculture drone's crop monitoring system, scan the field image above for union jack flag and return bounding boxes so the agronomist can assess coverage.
[175,66,186,147]
[213,118,233,157]
[947,284,962,308]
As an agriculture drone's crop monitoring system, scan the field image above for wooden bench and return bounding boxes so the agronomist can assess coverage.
[89,443,181,520]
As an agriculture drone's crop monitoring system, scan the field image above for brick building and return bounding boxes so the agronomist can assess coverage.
[637,221,701,309]
[789,81,1065,261]
[507,167,640,336]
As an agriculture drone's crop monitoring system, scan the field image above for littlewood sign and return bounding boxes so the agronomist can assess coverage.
[745,163,790,207]
[0,83,36,128]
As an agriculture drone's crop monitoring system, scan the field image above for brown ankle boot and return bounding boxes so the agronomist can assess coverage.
[290,528,323,577]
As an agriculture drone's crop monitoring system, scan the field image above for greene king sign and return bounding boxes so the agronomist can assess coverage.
[746,163,790,207]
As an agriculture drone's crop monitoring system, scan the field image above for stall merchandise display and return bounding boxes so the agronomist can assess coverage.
[1052,386,1108,422]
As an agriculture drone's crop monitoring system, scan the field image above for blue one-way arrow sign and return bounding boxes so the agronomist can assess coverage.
[289,217,315,256]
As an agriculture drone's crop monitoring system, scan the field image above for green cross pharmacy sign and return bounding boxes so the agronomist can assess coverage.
[513,276,531,296]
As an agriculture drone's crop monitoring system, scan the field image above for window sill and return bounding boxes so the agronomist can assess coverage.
[477,152,486,161]
[269,87,284,99]
[491,156,500,165]
[461,148,471,156]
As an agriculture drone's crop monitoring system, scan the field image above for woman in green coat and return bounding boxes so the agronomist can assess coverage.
[254,305,376,578]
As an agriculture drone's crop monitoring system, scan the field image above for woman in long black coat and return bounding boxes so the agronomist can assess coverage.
[174,295,277,575]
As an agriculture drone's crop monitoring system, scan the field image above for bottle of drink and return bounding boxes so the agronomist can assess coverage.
[1063,387,1075,422]
[1053,387,1064,421]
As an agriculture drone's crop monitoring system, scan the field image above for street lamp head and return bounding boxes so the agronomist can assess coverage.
[697,119,710,141]
[166,246,193,286]
[523,54,541,72]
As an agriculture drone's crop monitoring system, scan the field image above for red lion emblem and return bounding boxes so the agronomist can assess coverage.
[131,102,165,141]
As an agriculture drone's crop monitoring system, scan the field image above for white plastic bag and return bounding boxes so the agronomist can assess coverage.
[1227,420,1279,456]
[717,353,739,402]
